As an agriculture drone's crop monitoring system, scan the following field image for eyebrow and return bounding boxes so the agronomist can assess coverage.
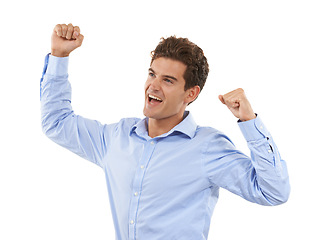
[148,68,178,82]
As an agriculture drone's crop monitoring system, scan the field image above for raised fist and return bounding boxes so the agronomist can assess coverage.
[219,88,256,122]
[51,23,84,57]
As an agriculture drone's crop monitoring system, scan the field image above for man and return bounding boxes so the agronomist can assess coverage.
[40,23,290,240]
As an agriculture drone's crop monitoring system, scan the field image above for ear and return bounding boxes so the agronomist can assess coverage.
[184,85,201,104]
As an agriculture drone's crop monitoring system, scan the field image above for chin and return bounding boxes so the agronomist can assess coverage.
[143,107,163,120]
[143,106,153,118]
[143,109,157,119]
[143,102,160,119]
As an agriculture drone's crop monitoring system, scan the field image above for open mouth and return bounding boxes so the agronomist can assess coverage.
[148,94,163,103]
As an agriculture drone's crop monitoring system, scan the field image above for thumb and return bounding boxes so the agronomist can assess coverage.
[218,95,225,104]
[74,31,84,47]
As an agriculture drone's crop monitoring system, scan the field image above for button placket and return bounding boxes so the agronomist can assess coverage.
[128,140,157,239]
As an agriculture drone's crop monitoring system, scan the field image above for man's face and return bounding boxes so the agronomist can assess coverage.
[143,57,192,122]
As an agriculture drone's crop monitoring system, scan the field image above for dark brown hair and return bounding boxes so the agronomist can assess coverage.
[151,36,209,94]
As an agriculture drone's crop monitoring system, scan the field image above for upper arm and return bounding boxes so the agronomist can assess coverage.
[203,132,289,206]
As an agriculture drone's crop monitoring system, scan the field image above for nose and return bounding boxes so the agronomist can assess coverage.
[148,76,161,91]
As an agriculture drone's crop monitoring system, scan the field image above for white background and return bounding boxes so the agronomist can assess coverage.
[0,0,326,239]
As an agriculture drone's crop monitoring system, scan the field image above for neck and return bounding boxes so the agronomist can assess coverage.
[148,112,185,138]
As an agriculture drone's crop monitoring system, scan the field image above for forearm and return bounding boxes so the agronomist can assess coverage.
[40,54,107,166]
[40,54,73,138]
[238,116,290,205]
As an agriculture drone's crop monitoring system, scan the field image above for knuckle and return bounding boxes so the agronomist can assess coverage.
[67,24,73,31]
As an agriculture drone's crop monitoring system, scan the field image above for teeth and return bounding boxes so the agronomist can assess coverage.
[149,94,163,101]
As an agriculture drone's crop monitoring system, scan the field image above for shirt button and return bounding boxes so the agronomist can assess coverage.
[268,149,272,153]
[130,220,134,224]
[134,192,138,196]
[151,141,155,145]
[140,165,144,169]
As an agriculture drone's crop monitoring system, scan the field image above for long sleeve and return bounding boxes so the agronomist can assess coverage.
[204,116,290,206]
[40,54,108,168]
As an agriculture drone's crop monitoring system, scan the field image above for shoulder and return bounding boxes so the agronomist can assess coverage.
[105,117,141,133]
[195,125,235,148]
[118,117,141,127]
[195,125,229,139]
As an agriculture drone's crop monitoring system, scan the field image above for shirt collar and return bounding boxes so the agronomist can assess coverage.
[130,111,197,139]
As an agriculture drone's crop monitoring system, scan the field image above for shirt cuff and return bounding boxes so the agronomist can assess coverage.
[238,115,270,141]
[45,54,69,76]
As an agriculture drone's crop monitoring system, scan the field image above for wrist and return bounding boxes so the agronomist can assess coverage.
[239,113,257,122]
[51,49,69,58]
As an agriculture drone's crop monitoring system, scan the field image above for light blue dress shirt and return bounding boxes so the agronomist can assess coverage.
[40,54,290,240]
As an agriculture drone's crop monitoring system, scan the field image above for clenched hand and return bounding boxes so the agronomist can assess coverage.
[51,23,84,57]
[219,88,256,122]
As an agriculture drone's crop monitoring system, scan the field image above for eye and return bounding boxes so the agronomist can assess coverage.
[164,78,173,84]
[149,72,155,77]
